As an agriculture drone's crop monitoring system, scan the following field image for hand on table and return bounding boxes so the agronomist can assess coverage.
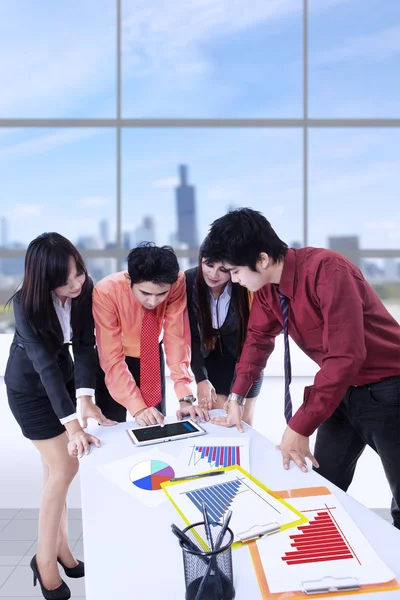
[277,425,319,472]
[176,402,209,423]
[79,396,118,428]
[68,430,100,458]
[209,399,244,433]
[197,380,217,411]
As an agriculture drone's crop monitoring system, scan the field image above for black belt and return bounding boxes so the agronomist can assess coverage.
[353,374,400,390]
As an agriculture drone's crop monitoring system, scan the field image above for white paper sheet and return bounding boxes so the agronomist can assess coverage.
[97,447,179,507]
[164,468,301,542]
[257,493,395,593]
[178,437,250,474]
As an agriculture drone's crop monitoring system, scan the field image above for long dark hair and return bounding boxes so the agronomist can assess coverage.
[8,233,88,348]
[196,238,252,352]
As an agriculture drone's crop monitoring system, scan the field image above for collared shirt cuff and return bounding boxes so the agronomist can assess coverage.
[231,377,253,398]
[174,383,194,401]
[76,388,95,399]
[288,406,322,437]
[60,413,78,425]
[127,397,147,418]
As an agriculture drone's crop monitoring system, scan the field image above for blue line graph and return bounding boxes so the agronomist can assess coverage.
[185,479,243,524]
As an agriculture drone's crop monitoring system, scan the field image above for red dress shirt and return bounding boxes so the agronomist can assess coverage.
[232,248,400,436]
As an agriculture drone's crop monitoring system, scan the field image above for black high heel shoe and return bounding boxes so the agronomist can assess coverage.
[30,555,71,600]
[57,556,85,578]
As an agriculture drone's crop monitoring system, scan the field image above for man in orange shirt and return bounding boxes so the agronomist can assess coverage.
[93,243,209,426]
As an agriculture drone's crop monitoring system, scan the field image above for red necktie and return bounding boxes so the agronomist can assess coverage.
[140,308,162,408]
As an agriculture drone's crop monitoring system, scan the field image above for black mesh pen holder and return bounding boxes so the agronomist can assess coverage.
[180,521,235,600]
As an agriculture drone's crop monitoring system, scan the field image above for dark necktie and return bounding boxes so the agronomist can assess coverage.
[140,309,162,407]
[277,290,293,423]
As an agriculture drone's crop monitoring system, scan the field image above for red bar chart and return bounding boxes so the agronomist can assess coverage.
[188,444,242,468]
[282,511,354,565]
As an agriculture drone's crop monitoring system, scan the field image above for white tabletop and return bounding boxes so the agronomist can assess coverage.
[79,415,400,600]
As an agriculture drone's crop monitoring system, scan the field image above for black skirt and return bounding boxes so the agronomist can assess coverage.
[204,345,263,398]
[7,377,76,441]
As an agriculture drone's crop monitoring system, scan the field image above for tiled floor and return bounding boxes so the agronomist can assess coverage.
[0,508,393,599]
[0,509,85,599]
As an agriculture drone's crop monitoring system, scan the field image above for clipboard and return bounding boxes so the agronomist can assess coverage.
[248,486,400,599]
[161,465,307,549]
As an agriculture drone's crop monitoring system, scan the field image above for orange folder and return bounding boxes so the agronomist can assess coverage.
[248,486,400,599]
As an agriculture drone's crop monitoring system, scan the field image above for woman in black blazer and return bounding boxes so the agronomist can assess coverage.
[5,233,114,600]
[185,235,263,426]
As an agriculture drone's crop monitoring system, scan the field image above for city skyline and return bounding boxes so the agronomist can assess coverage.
[1,158,400,285]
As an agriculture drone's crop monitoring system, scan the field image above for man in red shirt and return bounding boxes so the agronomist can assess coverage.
[207,208,400,529]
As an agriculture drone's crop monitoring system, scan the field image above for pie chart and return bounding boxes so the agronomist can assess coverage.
[129,460,175,491]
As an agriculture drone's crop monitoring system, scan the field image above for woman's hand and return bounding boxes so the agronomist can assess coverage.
[67,429,100,458]
[197,380,217,411]
[79,396,117,428]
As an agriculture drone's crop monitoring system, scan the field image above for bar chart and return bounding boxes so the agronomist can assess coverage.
[188,444,243,468]
[282,510,355,565]
[185,479,243,524]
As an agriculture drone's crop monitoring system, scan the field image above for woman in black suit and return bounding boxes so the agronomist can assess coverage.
[5,233,115,600]
[185,235,263,426]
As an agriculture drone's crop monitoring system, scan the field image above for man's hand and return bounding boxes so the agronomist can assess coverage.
[176,402,209,423]
[277,425,319,472]
[79,396,117,428]
[135,407,165,427]
[197,380,217,411]
[68,430,100,458]
[210,399,244,433]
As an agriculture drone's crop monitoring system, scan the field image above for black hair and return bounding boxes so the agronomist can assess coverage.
[195,235,252,352]
[206,207,288,271]
[8,232,88,349]
[127,242,179,285]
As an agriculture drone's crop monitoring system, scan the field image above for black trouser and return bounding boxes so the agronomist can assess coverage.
[314,375,400,529]
[95,344,166,422]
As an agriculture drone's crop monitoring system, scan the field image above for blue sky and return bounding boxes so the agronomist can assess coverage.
[1,0,400,254]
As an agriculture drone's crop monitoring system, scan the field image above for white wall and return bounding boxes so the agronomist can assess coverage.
[0,334,393,511]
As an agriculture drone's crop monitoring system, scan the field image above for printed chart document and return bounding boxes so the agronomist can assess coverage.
[162,465,306,548]
[97,446,179,508]
[178,437,250,473]
[251,487,397,597]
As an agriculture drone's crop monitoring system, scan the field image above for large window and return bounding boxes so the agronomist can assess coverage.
[1,0,399,327]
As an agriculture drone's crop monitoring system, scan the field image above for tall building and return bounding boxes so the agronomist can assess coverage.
[133,216,156,247]
[0,217,8,248]
[176,165,198,252]
[76,235,111,283]
[99,219,109,247]
[328,235,360,267]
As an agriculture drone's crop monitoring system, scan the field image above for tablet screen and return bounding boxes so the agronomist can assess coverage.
[132,420,200,443]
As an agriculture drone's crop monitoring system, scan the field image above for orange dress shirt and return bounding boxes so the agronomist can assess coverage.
[92,270,193,416]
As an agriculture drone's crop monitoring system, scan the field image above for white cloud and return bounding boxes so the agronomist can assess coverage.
[313,25,400,68]
[79,196,110,208]
[122,0,301,78]
[365,220,400,231]
[0,0,115,116]
[152,177,179,189]
[0,129,97,159]
[8,204,44,218]
[207,188,242,201]
[271,205,286,216]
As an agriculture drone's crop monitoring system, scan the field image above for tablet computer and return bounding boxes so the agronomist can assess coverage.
[127,419,207,447]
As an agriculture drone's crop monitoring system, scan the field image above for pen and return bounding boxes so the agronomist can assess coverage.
[202,502,214,551]
[194,510,233,600]
[169,470,225,483]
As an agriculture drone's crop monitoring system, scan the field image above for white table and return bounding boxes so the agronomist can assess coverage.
[79,416,400,600]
